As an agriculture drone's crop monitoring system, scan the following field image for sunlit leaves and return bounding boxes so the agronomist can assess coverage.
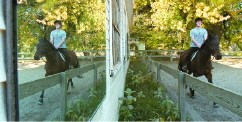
[133,0,241,50]
[18,0,105,52]
[195,3,230,23]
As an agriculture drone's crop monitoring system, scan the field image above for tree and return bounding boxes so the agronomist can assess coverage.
[17,0,105,52]
[132,0,242,50]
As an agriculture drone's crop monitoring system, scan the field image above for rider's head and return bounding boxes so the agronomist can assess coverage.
[195,17,203,27]
[54,20,62,29]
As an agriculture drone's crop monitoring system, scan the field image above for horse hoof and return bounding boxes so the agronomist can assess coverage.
[190,95,195,99]
[213,102,219,108]
[38,99,43,105]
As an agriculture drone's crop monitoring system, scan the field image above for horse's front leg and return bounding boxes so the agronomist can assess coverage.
[38,91,44,105]
[38,73,49,105]
[205,73,212,84]
[67,79,74,91]
[205,73,218,107]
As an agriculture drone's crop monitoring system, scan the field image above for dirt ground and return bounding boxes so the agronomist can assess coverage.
[153,58,242,121]
[18,60,105,121]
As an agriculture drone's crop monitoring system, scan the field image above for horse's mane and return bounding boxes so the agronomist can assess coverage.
[200,34,213,49]
[39,38,56,51]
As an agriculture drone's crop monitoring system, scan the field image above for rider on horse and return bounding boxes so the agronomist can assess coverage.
[182,17,208,70]
[50,20,70,65]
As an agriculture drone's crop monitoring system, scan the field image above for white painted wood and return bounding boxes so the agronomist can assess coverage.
[0,31,6,82]
[0,0,5,30]
[91,0,132,121]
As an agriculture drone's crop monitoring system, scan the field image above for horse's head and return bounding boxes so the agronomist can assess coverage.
[34,38,56,60]
[202,34,222,60]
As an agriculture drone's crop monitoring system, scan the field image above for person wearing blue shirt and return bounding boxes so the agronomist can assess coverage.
[182,17,208,70]
[50,20,70,64]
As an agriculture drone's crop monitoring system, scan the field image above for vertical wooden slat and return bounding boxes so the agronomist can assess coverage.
[178,72,185,121]
[60,72,67,121]
[157,63,161,81]
[94,63,98,83]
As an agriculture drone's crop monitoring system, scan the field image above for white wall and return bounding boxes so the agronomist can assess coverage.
[90,0,133,121]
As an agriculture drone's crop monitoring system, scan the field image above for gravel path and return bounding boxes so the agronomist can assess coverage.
[152,59,242,121]
[18,60,105,121]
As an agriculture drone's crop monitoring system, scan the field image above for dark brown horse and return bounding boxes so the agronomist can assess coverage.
[178,34,222,106]
[34,38,80,104]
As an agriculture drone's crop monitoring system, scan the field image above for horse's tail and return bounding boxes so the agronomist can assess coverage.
[178,60,183,71]
[178,53,186,72]
[72,51,83,78]
[74,59,80,69]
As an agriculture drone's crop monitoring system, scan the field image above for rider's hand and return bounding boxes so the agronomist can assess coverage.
[196,43,201,48]
[54,45,59,49]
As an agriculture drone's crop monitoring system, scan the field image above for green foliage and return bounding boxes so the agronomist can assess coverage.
[132,0,242,50]
[17,0,105,53]
[65,77,106,121]
[119,88,137,120]
[154,87,164,99]
[119,59,180,121]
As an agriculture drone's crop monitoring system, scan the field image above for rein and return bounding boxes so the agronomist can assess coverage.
[40,50,56,62]
[199,42,216,66]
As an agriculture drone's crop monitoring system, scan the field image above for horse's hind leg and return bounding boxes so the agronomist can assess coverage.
[38,90,44,105]
[74,60,83,78]
[189,88,195,98]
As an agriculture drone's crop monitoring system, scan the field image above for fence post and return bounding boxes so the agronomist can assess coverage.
[60,72,67,121]
[178,72,185,121]
[157,63,161,81]
[93,63,97,83]
[149,60,152,71]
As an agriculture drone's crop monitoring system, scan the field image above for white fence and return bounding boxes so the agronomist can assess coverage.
[145,56,242,120]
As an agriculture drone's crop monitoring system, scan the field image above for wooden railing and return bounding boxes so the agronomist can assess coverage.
[18,50,242,60]
[18,50,106,60]
[18,61,105,121]
[145,55,242,121]
[131,50,242,60]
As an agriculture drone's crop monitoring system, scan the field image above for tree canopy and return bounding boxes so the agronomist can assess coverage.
[132,0,242,50]
[18,0,105,53]
[17,0,241,52]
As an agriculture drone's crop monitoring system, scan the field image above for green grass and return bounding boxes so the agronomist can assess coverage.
[119,57,180,121]
[65,71,106,121]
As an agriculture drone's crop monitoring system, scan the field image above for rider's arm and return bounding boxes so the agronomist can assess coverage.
[204,29,208,40]
[190,30,201,48]
[191,37,201,48]
[50,32,54,44]
[56,31,66,48]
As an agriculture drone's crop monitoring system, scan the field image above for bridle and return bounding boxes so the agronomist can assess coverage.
[37,48,56,62]
[199,39,216,63]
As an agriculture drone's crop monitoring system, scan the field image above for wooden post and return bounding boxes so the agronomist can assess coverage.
[157,63,161,81]
[178,72,185,121]
[149,60,152,71]
[60,72,67,121]
[93,63,97,83]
